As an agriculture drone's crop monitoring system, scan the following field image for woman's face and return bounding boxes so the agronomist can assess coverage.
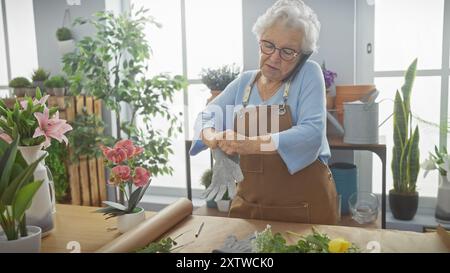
[259,21,303,82]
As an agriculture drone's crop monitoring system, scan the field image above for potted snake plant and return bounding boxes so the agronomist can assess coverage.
[0,136,45,253]
[389,58,421,220]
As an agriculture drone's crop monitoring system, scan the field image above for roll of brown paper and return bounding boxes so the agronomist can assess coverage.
[96,198,193,253]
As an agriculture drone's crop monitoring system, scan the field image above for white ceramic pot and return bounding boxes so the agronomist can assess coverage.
[57,39,75,55]
[117,207,145,234]
[18,145,56,236]
[0,226,42,253]
[216,200,231,213]
[436,175,450,223]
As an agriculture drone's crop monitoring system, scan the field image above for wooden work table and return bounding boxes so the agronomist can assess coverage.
[42,204,448,253]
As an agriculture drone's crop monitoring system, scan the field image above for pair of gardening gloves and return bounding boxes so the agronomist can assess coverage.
[203,148,244,202]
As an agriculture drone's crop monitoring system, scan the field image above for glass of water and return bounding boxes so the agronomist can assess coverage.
[348,192,379,224]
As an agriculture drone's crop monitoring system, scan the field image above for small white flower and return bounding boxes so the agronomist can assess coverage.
[421,156,437,178]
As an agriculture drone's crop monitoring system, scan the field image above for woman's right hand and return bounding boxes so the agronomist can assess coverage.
[201,128,221,149]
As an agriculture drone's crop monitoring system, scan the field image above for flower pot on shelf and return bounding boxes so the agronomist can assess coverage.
[13,88,27,97]
[0,226,42,253]
[389,190,418,220]
[33,81,45,92]
[117,207,146,234]
[52,87,66,96]
[18,145,56,237]
[216,199,231,213]
[436,175,450,223]
[25,88,37,97]
[57,39,76,55]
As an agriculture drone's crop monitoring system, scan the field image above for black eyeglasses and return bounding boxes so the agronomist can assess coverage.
[259,40,300,61]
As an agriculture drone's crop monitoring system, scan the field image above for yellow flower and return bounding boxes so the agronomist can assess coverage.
[328,238,351,253]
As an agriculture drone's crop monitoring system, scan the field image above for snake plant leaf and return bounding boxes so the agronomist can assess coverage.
[401,58,417,120]
[407,126,420,192]
[393,91,407,147]
[399,138,411,192]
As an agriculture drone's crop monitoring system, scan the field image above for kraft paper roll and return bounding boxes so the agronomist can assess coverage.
[96,198,193,253]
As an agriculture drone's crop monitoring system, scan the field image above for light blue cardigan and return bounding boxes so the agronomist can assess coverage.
[189,60,331,175]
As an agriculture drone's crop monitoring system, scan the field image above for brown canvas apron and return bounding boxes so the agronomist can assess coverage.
[228,71,338,225]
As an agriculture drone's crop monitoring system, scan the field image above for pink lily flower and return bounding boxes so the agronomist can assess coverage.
[20,95,50,109]
[33,107,73,148]
[0,133,12,144]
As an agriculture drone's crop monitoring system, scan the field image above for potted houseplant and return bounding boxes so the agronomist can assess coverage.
[200,169,217,208]
[200,64,240,104]
[56,27,75,55]
[44,75,66,96]
[63,8,186,195]
[421,146,450,222]
[0,89,72,235]
[9,77,32,97]
[95,139,151,233]
[321,62,337,110]
[0,136,45,253]
[389,58,420,221]
[31,68,50,93]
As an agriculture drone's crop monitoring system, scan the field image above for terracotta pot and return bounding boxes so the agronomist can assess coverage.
[335,85,375,125]
[207,90,222,105]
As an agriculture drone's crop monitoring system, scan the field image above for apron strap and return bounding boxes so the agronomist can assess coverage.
[242,71,291,115]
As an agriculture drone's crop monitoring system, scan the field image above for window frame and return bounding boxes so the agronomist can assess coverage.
[355,0,450,211]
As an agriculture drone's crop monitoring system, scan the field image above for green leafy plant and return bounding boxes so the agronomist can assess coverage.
[200,64,240,91]
[45,140,69,203]
[136,237,177,253]
[391,58,420,194]
[251,225,360,253]
[63,8,187,177]
[44,75,66,89]
[56,27,72,41]
[31,68,50,82]
[0,88,71,147]
[200,169,213,188]
[0,136,44,240]
[68,110,114,161]
[9,77,32,88]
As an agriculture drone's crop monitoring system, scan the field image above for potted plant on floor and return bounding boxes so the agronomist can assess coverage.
[200,64,240,104]
[200,169,217,208]
[0,136,45,253]
[44,75,66,96]
[389,58,420,221]
[31,68,50,94]
[56,27,75,55]
[421,146,450,223]
[9,77,33,97]
[95,139,151,233]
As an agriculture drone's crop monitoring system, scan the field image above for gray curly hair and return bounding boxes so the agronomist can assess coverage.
[252,0,321,54]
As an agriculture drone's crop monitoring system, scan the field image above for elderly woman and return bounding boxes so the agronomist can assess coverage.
[190,0,338,224]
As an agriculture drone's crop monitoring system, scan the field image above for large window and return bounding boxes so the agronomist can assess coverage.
[130,0,243,192]
[0,0,38,97]
[369,0,449,199]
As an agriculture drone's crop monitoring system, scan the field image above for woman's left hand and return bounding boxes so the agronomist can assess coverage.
[217,130,276,155]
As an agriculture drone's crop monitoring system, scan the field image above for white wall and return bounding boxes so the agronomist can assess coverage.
[32,0,105,75]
